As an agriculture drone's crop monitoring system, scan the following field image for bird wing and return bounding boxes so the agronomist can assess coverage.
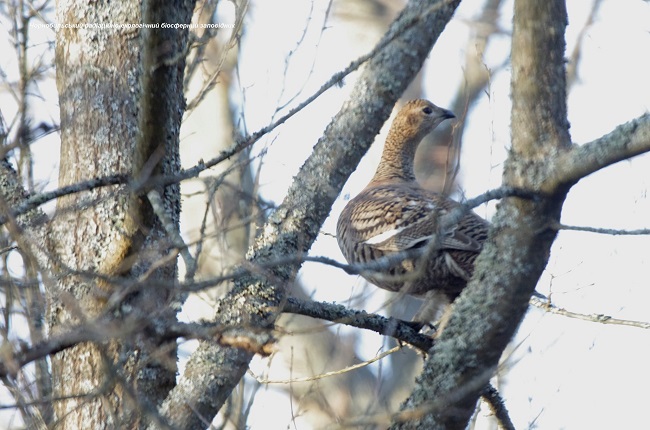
[339,184,487,254]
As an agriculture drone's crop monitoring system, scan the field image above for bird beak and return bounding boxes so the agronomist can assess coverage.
[442,109,456,120]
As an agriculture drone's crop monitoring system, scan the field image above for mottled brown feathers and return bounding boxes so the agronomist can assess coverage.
[336,99,488,300]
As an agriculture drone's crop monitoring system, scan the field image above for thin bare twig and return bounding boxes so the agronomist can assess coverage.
[147,189,197,280]
[530,294,650,329]
[253,345,402,384]
[0,173,127,226]
[553,222,650,236]
[566,0,603,88]
[185,0,248,113]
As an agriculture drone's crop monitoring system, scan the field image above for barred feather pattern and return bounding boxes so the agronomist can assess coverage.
[336,99,489,300]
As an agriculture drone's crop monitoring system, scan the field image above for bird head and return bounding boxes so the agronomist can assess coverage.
[394,99,455,141]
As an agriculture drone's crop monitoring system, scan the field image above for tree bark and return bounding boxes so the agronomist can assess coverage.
[48,0,192,427]
[390,1,570,428]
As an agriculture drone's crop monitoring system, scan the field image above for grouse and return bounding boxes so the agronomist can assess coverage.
[336,99,488,301]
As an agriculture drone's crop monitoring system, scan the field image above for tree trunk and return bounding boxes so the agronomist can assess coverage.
[48,0,192,427]
[390,1,570,428]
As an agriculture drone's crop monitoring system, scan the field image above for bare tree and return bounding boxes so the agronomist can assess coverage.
[0,0,648,429]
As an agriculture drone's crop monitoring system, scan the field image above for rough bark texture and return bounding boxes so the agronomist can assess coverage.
[553,113,650,188]
[390,1,571,428]
[49,0,192,428]
[157,1,462,428]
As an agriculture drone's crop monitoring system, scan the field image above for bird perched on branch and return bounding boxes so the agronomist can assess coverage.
[336,99,488,303]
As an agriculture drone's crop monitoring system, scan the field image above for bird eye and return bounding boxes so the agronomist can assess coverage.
[422,106,433,115]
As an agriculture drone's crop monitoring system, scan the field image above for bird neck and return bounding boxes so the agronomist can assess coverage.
[371,130,420,183]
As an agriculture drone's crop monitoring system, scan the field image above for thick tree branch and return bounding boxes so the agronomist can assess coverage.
[156,1,462,428]
[553,113,650,188]
[283,297,432,350]
[0,318,274,380]
[282,298,514,429]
